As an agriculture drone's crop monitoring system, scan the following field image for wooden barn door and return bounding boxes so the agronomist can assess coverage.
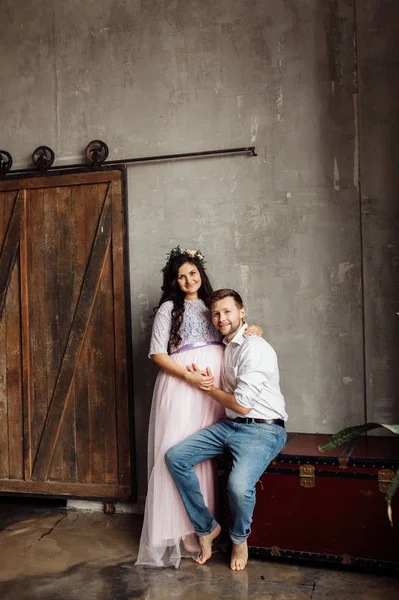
[0,169,133,500]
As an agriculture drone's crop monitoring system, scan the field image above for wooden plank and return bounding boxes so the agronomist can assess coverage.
[57,186,74,355]
[61,392,77,481]
[49,392,77,482]
[32,185,112,481]
[0,192,8,479]
[88,285,105,483]
[0,479,131,498]
[27,188,47,478]
[102,230,118,483]
[111,177,131,486]
[74,354,90,482]
[0,192,15,479]
[6,232,23,480]
[75,184,100,483]
[62,187,78,483]
[90,184,108,483]
[37,186,60,477]
[56,186,77,482]
[38,185,65,482]
[19,189,32,479]
[70,184,89,483]
[0,170,121,193]
[0,191,24,320]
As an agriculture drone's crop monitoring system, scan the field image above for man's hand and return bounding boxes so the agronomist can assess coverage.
[185,363,214,389]
[244,324,263,337]
[186,364,214,391]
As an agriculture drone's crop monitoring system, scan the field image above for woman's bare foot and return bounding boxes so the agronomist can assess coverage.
[196,524,221,565]
[183,533,200,554]
[230,540,248,571]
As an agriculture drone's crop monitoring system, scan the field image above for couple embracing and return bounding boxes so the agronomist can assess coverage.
[136,247,287,571]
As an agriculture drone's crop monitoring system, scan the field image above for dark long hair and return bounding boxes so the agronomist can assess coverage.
[157,254,214,348]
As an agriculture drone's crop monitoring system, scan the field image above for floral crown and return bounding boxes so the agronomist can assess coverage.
[162,245,206,274]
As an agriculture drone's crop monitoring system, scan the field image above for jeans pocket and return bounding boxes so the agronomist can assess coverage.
[253,422,284,434]
[253,423,287,454]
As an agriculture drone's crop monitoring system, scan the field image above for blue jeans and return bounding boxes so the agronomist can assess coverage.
[165,418,287,545]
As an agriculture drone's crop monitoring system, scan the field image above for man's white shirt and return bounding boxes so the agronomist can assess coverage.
[222,323,288,421]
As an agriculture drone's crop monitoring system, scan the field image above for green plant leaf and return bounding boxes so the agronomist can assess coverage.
[382,424,399,435]
[386,469,399,526]
[386,469,399,504]
[319,423,382,451]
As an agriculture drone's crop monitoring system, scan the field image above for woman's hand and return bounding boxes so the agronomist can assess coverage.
[185,363,214,389]
[244,324,263,337]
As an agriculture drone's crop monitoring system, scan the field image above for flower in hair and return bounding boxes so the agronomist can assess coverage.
[162,245,206,273]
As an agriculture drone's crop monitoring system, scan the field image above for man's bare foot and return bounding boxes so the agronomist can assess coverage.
[196,524,221,565]
[230,540,248,571]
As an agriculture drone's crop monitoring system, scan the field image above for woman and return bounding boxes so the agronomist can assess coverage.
[136,246,261,568]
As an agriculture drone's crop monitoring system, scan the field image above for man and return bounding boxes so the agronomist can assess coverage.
[165,289,287,571]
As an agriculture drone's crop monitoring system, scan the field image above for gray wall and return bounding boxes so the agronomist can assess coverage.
[1,0,397,501]
[357,1,399,426]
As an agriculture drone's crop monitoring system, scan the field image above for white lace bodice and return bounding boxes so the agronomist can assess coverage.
[149,299,222,355]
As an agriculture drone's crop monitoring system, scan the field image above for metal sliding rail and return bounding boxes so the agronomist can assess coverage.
[0,143,257,177]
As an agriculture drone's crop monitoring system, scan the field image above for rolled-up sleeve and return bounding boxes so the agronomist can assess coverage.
[149,301,173,357]
[233,338,277,408]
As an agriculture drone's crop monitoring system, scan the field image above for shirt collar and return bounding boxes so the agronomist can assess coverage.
[223,322,248,346]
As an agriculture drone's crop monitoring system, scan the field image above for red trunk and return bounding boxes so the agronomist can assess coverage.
[218,433,399,570]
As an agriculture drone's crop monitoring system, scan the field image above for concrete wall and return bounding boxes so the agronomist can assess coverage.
[0,0,397,500]
[357,1,399,425]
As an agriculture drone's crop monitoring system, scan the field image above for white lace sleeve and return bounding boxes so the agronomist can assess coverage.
[149,301,173,356]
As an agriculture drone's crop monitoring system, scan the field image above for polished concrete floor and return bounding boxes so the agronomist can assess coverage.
[0,499,398,600]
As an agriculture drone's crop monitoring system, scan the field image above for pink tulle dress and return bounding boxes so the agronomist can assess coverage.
[136,299,224,568]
